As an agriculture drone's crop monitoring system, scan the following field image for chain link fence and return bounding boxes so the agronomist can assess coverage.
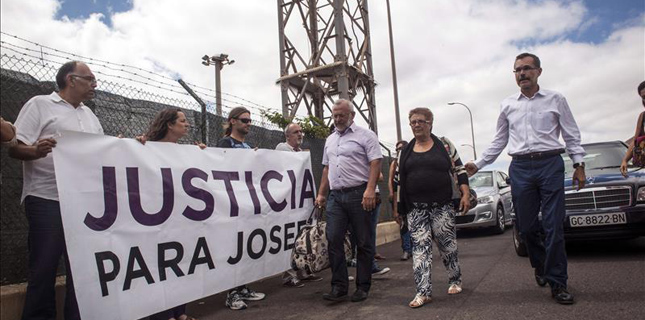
[0,40,393,286]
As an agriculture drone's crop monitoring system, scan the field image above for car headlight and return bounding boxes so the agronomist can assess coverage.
[477,195,494,204]
[638,186,645,202]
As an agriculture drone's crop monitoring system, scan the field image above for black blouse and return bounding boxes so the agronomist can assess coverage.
[403,143,452,205]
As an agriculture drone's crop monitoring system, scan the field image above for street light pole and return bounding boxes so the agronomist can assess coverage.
[202,54,235,116]
[461,144,476,160]
[214,61,222,116]
[448,102,477,160]
[386,0,402,141]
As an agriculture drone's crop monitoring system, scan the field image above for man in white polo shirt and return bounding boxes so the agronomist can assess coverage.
[9,61,103,320]
[276,123,324,288]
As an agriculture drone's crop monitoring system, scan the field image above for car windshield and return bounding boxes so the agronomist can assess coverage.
[469,172,493,188]
[561,142,627,175]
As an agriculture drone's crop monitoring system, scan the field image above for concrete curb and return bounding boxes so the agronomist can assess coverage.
[0,222,402,320]
[0,276,66,320]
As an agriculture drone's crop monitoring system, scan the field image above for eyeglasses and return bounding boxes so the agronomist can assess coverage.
[70,74,97,84]
[236,118,252,124]
[513,66,538,73]
[409,120,430,126]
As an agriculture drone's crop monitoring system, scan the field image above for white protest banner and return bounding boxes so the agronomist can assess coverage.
[53,131,315,320]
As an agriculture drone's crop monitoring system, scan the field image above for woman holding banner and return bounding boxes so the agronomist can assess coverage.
[139,108,203,320]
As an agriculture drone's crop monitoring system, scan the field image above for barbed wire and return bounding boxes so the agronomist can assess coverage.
[0,31,278,112]
[0,32,396,150]
[0,43,273,116]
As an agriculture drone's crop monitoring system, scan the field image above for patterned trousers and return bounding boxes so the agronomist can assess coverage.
[407,202,462,297]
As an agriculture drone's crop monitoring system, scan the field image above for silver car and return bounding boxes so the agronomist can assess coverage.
[456,170,514,233]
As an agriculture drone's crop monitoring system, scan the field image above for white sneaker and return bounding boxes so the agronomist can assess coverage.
[239,286,266,301]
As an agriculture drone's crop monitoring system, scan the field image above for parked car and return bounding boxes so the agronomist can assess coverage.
[512,141,645,256]
[456,170,514,233]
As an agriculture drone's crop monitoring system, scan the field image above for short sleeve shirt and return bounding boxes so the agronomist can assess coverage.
[14,92,104,202]
[322,122,382,190]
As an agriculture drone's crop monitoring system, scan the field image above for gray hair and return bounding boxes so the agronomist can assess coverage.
[334,98,355,113]
[284,123,297,137]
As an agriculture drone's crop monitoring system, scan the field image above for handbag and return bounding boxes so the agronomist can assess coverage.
[632,114,645,167]
[291,206,352,274]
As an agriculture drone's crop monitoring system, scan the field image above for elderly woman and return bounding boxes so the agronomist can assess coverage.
[140,108,202,320]
[398,107,471,308]
[620,80,645,176]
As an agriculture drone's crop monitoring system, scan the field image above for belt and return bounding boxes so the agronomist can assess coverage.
[511,149,565,161]
[331,183,367,193]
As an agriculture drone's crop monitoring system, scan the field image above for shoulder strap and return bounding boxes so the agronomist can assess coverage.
[435,135,455,170]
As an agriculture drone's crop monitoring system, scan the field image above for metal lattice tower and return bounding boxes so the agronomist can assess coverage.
[276,0,378,133]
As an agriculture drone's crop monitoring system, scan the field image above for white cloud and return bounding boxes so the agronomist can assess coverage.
[1,0,643,172]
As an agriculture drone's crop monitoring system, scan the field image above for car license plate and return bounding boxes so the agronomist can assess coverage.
[569,212,626,227]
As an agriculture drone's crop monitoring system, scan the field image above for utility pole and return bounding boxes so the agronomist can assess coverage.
[276,0,378,133]
[202,54,235,116]
[386,0,402,142]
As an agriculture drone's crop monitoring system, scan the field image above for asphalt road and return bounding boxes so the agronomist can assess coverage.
[183,228,645,320]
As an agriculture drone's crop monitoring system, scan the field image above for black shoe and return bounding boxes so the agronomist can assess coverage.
[551,287,574,305]
[534,270,547,287]
[351,289,369,302]
[323,288,348,302]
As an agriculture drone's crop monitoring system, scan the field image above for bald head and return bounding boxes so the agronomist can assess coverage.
[285,123,303,148]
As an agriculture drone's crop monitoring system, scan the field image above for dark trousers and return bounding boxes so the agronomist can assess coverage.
[22,196,80,320]
[397,202,412,253]
[509,155,568,288]
[150,304,186,320]
[349,201,381,272]
[325,186,375,293]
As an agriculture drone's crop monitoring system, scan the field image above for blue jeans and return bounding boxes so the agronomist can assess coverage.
[22,196,80,320]
[326,185,375,293]
[400,228,412,253]
[348,199,381,271]
[398,201,412,253]
[370,202,382,272]
[510,155,568,289]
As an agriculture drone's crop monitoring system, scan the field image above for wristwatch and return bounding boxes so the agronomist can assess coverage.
[573,162,585,169]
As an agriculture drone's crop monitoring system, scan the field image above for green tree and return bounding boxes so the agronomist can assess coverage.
[260,110,329,139]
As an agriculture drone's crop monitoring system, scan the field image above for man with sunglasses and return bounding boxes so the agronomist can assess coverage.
[216,106,267,310]
[9,61,103,319]
[465,53,586,305]
[217,106,253,149]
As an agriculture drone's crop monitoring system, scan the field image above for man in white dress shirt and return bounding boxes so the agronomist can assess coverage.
[465,53,585,305]
[9,61,103,319]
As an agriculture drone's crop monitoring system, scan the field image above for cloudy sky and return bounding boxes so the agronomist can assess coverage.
[1,0,643,171]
